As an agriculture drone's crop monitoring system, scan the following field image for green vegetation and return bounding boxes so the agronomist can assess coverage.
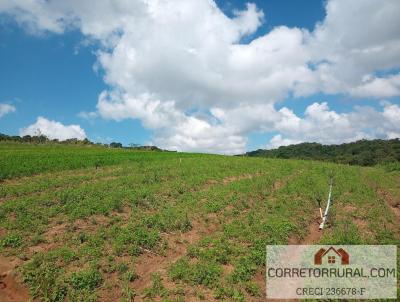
[245,138,400,166]
[0,142,398,301]
[0,141,180,180]
[0,134,167,179]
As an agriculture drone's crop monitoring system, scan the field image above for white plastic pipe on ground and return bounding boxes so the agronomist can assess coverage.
[319,178,333,230]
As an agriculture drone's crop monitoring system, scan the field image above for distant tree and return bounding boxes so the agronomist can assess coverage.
[31,135,48,144]
[22,135,32,142]
[0,133,8,141]
[110,142,123,148]
[63,138,78,144]
[11,135,22,142]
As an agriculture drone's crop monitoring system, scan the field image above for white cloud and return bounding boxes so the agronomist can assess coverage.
[96,91,245,154]
[266,102,400,148]
[0,103,16,118]
[303,0,400,97]
[232,3,264,37]
[350,74,400,98]
[20,117,86,140]
[2,0,400,153]
[269,135,302,149]
[78,110,98,120]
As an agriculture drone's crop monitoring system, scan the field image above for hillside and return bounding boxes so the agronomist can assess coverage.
[0,143,399,301]
[0,141,179,180]
[245,139,400,166]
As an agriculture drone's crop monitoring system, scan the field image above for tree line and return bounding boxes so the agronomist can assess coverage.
[244,139,400,166]
[0,133,163,151]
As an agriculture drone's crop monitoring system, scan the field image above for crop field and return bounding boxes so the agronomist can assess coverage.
[0,143,399,302]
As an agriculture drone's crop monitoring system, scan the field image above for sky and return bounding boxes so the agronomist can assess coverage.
[0,0,399,154]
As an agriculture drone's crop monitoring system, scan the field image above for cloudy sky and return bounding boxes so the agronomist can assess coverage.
[0,0,399,154]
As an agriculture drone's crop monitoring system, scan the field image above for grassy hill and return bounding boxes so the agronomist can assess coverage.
[245,139,400,167]
[0,142,399,301]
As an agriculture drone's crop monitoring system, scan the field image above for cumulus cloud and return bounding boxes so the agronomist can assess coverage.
[350,74,400,98]
[96,91,246,154]
[2,0,400,152]
[0,103,16,118]
[304,0,400,97]
[265,102,400,148]
[20,117,86,140]
[269,135,302,149]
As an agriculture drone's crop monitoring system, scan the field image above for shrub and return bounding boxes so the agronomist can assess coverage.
[70,268,103,290]
[1,233,22,248]
[116,263,129,275]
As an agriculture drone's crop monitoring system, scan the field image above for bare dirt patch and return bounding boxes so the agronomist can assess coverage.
[376,189,400,218]
[97,272,121,302]
[0,256,30,302]
[43,222,69,240]
[42,207,132,242]
[28,242,59,255]
[272,178,287,191]
[366,177,400,220]
[250,268,266,302]
[353,217,368,230]
[303,217,323,245]
[343,204,357,212]
[289,209,322,245]
[203,172,262,190]
[222,173,256,184]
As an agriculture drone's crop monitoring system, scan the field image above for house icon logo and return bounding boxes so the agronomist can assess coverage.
[314,247,349,265]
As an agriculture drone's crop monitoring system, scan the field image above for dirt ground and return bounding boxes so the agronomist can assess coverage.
[0,256,30,302]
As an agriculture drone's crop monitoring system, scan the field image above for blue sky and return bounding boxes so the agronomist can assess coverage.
[0,27,150,145]
[0,0,399,153]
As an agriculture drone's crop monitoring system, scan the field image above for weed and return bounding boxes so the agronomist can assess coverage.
[169,258,222,288]
[1,233,23,248]
[123,271,139,282]
[244,281,260,296]
[116,263,129,275]
[320,220,362,245]
[121,282,136,302]
[143,273,168,298]
[214,285,245,302]
[70,268,103,290]
[22,254,67,301]
[230,256,258,283]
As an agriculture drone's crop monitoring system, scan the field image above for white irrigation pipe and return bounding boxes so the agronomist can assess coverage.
[319,178,333,230]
